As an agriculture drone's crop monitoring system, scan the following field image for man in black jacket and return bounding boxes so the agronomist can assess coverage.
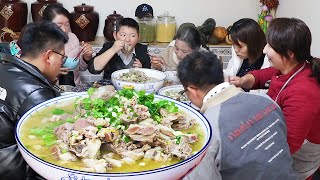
[0,21,68,179]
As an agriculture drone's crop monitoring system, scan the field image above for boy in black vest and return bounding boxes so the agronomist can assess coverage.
[87,18,151,79]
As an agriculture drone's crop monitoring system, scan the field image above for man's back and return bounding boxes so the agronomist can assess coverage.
[186,86,297,180]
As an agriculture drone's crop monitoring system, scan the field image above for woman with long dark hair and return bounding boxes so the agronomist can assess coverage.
[224,18,270,81]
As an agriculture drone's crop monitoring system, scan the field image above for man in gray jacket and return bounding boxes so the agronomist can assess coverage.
[178,51,297,180]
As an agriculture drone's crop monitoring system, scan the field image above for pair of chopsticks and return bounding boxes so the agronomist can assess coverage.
[53,85,65,93]
[73,48,83,62]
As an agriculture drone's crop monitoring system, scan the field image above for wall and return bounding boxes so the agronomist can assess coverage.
[276,0,320,57]
[20,0,319,56]
[22,0,259,36]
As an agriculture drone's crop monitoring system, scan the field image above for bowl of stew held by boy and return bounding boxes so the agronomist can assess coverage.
[111,68,166,93]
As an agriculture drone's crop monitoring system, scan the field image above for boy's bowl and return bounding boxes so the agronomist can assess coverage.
[62,57,79,70]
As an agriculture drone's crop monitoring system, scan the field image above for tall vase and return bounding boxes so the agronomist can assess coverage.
[270,9,276,19]
[31,0,62,22]
[0,0,27,42]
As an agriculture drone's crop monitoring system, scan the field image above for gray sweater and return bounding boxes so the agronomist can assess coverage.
[185,85,297,180]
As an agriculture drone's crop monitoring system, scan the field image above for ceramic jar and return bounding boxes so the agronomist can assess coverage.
[31,0,62,22]
[103,11,123,41]
[70,3,99,42]
[0,0,27,41]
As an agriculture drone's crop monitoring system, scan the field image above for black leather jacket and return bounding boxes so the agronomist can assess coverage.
[0,53,60,179]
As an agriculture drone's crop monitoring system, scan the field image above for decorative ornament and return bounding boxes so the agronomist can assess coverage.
[258,0,279,32]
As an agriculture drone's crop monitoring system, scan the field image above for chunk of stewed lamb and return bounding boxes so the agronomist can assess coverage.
[97,127,119,142]
[78,125,98,139]
[182,133,198,144]
[90,85,116,101]
[82,158,112,172]
[164,138,192,160]
[51,145,77,161]
[171,115,196,130]
[125,124,157,136]
[69,138,102,159]
[54,123,74,143]
[133,104,150,120]
[127,134,156,143]
[119,113,138,124]
[73,118,92,131]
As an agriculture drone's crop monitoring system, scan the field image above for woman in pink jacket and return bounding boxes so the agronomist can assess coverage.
[43,4,93,86]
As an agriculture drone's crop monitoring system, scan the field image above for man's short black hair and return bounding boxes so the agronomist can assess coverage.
[116,17,139,33]
[17,21,68,59]
[177,51,224,89]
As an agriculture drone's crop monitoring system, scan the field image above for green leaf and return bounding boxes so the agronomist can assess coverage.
[92,99,105,108]
[66,118,75,123]
[87,87,96,96]
[81,98,92,110]
[117,89,134,99]
[107,97,120,107]
[110,117,122,127]
[176,135,182,144]
[52,108,65,115]
[97,125,103,131]
[122,135,131,143]
[44,138,57,146]
[30,128,52,136]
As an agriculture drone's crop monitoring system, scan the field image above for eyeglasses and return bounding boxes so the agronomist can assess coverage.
[52,50,67,65]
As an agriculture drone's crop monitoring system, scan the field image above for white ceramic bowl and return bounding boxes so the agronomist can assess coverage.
[158,85,187,102]
[62,57,79,70]
[111,68,166,93]
[158,85,199,110]
[16,92,212,180]
[164,71,180,85]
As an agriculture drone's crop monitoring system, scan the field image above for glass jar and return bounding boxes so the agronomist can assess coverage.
[137,16,155,43]
[156,14,176,43]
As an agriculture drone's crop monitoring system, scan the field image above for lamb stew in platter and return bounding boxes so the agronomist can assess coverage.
[20,86,205,173]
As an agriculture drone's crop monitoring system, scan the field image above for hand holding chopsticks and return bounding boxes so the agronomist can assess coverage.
[78,41,93,62]
[149,53,166,71]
